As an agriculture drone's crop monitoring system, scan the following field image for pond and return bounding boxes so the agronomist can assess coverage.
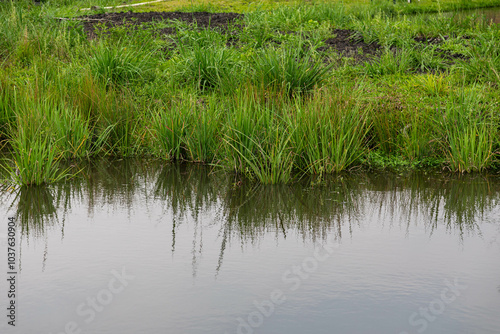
[1,159,499,334]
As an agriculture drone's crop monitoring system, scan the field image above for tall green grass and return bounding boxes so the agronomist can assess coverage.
[2,81,111,185]
[0,75,15,142]
[398,109,434,163]
[148,98,189,161]
[1,0,500,186]
[89,42,157,86]
[183,95,222,163]
[457,30,500,85]
[176,44,241,92]
[9,128,68,186]
[6,98,79,185]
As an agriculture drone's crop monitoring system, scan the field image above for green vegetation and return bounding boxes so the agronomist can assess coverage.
[9,160,499,240]
[1,0,500,185]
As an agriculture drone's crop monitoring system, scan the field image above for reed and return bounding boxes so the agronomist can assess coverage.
[293,87,371,174]
[7,98,70,186]
[183,95,222,163]
[148,98,190,161]
[252,44,332,96]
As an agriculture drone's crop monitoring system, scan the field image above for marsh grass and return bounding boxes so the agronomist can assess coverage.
[149,98,189,161]
[177,44,241,92]
[398,109,435,162]
[458,31,500,84]
[171,26,243,92]
[362,48,416,76]
[183,95,222,163]
[7,100,69,186]
[369,91,406,154]
[434,88,498,172]
[293,88,371,174]
[4,89,111,185]
[8,129,69,186]
[0,76,15,142]
[89,42,157,86]
[369,87,437,163]
[223,93,295,184]
[98,96,143,156]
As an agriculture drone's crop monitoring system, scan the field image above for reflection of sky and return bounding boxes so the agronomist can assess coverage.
[0,168,499,334]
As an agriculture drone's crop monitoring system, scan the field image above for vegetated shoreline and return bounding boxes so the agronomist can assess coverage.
[87,0,500,16]
[1,1,500,186]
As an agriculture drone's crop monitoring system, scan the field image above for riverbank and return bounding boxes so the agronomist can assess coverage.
[1,0,500,185]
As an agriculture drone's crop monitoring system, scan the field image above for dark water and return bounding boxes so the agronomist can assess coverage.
[448,6,500,24]
[1,159,499,334]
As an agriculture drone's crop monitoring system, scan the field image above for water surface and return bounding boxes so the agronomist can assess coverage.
[1,160,499,334]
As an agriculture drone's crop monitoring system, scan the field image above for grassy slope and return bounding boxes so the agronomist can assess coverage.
[1,0,500,185]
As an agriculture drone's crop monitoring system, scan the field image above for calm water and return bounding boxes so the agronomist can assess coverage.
[1,159,499,334]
